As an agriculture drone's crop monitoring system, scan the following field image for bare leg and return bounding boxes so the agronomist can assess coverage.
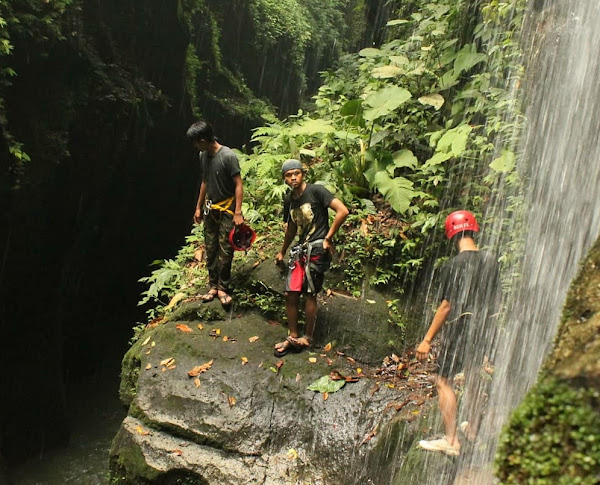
[285,292,301,338]
[436,376,459,449]
[303,294,317,340]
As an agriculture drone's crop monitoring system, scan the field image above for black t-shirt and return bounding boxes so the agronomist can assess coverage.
[199,146,241,210]
[436,250,501,322]
[283,183,334,243]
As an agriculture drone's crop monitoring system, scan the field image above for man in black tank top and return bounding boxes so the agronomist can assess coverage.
[416,210,501,456]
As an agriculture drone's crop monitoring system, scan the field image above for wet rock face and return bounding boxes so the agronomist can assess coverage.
[109,295,417,484]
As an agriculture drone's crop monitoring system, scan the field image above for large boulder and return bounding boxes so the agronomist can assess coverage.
[109,288,432,484]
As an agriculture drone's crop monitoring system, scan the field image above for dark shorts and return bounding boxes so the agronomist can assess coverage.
[437,314,474,379]
[285,247,330,294]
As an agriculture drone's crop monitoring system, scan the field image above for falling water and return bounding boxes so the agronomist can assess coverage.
[392,0,600,483]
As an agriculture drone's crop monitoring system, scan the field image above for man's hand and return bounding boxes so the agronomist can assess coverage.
[416,340,431,361]
[194,208,203,225]
[233,212,244,226]
[323,238,334,254]
[275,251,285,265]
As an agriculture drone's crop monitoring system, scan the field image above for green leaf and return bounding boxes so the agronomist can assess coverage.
[390,55,409,66]
[371,65,404,78]
[439,70,459,90]
[418,93,445,110]
[489,149,516,173]
[453,44,487,76]
[391,149,418,170]
[307,376,346,393]
[364,151,393,186]
[340,99,363,117]
[372,172,415,214]
[289,118,335,135]
[363,86,412,121]
[359,48,383,58]
[437,124,472,155]
[423,151,453,168]
[386,19,409,26]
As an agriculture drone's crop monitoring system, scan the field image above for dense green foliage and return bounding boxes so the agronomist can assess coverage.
[495,378,600,484]
[138,0,526,319]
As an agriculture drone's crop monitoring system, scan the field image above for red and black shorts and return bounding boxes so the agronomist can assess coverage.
[285,247,330,294]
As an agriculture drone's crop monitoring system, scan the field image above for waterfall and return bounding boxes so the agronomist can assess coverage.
[391,0,600,483]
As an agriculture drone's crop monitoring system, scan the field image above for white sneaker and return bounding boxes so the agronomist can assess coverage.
[418,437,460,456]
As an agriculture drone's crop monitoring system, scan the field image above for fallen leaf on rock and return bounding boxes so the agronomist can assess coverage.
[171,449,183,456]
[258,362,263,368]
[160,357,175,367]
[385,383,395,389]
[145,363,152,370]
[326,358,333,366]
[161,368,166,372]
[326,289,332,297]
[175,324,193,333]
[361,426,378,445]
[151,341,156,347]
[346,357,356,365]
[366,299,376,304]
[357,367,363,374]
[223,336,229,342]
[227,395,236,407]
[197,324,204,330]
[165,292,186,311]
[147,316,165,328]
[287,449,298,460]
[369,381,381,396]
[330,371,345,381]
[324,342,332,352]
[146,350,151,355]
[241,357,248,365]
[249,336,259,342]
[307,376,346,393]
[323,392,329,401]
[391,353,401,363]
[135,425,150,436]
[194,378,201,388]
[187,360,213,377]
[167,364,176,371]
[296,373,301,382]
[308,357,317,364]
[276,360,285,374]
[252,260,261,268]
[142,336,151,346]
[209,328,221,337]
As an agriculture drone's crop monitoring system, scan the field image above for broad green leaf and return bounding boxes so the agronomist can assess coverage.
[372,172,415,214]
[307,376,346,393]
[340,99,363,117]
[359,48,383,58]
[437,124,472,155]
[489,149,516,173]
[418,94,445,110]
[363,86,412,121]
[289,119,335,136]
[369,129,392,147]
[333,130,360,140]
[371,65,404,78]
[391,149,418,170]
[439,70,459,90]
[390,55,409,66]
[299,148,316,157]
[386,19,409,26]
[423,151,453,167]
[363,152,393,186]
[453,44,487,76]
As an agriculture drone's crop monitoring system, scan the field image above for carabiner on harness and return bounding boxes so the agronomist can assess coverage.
[203,199,212,216]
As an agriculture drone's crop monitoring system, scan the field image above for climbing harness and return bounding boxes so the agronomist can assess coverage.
[204,196,235,217]
[288,239,325,294]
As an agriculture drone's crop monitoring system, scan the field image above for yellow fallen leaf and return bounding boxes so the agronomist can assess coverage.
[385,383,395,389]
[296,373,301,382]
[145,363,152,370]
[287,448,298,460]
[175,323,193,333]
[135,425,150,436]
[223,336,229,342]
[167,364,176,371]
[151,341,156,347]
[357,367,362,374]
[323,392,329,401]
[309,357,317,364]
[194,378,201,388]
[142,336,151,346]
[228,395,236,407]
[145,350,151,355]
[164,292,186,311]
[249,336,259,342]
[197,324,204,330]
[241,357,248,365]
[188,360,213,377]
[324,342,332,352]
[366,299,376,304]
[160,357,175,367]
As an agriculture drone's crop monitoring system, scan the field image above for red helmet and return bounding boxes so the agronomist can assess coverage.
[229,224,257,251]
[445,210,480,239]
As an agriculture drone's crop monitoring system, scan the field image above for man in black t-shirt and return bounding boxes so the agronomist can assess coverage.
[416,210,501,456]
[187,120,244,306]
[274,160,349,357]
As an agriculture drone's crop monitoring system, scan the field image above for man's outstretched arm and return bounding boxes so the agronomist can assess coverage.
[416,299,451,360]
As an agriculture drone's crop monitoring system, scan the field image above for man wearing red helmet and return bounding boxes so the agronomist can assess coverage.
[416,210,501,456]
